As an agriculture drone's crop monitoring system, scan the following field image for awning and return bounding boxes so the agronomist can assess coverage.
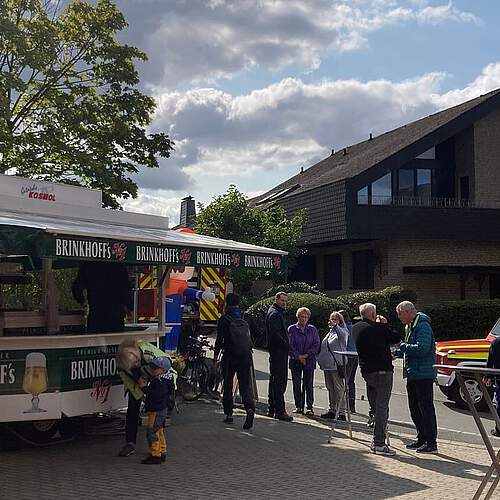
[0,211,287,271]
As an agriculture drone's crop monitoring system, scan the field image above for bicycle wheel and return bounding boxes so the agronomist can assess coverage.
[180,360,209,401]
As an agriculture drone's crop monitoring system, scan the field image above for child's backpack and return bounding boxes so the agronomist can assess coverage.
[226,316,253,358]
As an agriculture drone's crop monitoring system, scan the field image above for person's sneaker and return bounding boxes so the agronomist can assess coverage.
[337,414,347,421]
[223,415,234,424]
[243,410,255,430]
[367,415,375,428]
[416,443,438,453]
[118,442,135,457]
[491,428,500,437]
[320,411,335,419]
[161,453,167,463]
[292,408,303,414]
[371,444,396,456]
[267,409,275,418]
[305,408,314,416]
[275,413,293,422]
[406,440,425,450]
[141,455,162,464]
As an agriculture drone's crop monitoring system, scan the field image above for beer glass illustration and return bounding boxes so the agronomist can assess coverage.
[23,352,48,413]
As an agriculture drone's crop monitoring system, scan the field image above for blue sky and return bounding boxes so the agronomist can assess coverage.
[111,0,500,225]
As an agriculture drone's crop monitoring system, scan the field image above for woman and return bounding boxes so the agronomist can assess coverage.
[317,311,349,420]
[339,309,357,413]
[288,307,321,416]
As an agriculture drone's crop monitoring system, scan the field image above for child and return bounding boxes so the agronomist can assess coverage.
[138,356,172,464]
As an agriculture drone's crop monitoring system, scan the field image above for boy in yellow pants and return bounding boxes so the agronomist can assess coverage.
[138,356,172,464]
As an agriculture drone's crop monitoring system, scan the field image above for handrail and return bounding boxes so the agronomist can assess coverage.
[358,195,500,209]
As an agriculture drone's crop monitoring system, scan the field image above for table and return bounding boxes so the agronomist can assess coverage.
[434,364,500,500]
[327,350,358,443]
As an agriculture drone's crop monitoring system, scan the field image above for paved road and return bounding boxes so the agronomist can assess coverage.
[251,348,499,446]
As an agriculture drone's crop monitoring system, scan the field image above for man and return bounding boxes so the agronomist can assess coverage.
[214,293,255,430]
[354,302,402,456]
[72,261,133,333]
[266,292,293,421]
[484,335,500,436]
[396,301,438,453]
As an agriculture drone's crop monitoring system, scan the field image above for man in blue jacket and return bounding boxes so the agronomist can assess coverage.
[396,301,438,453]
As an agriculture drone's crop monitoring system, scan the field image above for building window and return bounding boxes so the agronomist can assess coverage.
[357,186,368,205]
[352,250,374,289]
[371,173,392,205]
[398,169,414,198]
[289,255,317,285]
[460,176,470,200]
[416,169,432,198]
[324,254,342,290]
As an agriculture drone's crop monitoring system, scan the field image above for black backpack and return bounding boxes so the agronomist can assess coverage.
[226,316,253,358]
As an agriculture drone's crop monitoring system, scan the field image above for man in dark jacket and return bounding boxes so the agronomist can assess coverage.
[483,335,500,436]
[72,261,133,333]
[214,293,255,430]
[354,302,402,456]
[396,301,438,453]
[266,292,292,421]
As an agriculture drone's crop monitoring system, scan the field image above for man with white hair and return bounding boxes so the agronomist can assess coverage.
[396,301,438,453]
[353,302,402,456]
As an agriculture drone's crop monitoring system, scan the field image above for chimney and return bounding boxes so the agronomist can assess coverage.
[331,148,335,156]
[369,133,373,140]
[343,148,347,156]
[179,195,196,227]
[300,166,304,173]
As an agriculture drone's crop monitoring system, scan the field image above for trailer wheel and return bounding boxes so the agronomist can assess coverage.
[12,419,60,444]
[449,379,492,411]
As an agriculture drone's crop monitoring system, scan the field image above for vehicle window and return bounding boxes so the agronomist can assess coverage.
[490,317,500,337]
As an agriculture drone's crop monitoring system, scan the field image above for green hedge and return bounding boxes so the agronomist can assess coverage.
[246,286,417,338]
[423,300,500,341]
[261,281,326,299]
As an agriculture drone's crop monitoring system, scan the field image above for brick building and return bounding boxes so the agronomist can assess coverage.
[251,89,500,305]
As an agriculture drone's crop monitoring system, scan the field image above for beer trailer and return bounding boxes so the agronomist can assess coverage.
[0,174,287,442]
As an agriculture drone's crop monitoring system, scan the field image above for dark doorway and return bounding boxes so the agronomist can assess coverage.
[289,255,317,285]
[460,176,470,200]
[490,274,500,299]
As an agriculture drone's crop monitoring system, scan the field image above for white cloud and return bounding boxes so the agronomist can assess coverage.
[121,190,183,227]
[117,0,479,89]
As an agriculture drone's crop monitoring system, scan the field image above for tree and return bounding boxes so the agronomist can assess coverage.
[194,185,307,302]
[0,0,173,207]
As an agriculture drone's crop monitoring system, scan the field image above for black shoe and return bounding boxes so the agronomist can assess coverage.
[336,414,347,422]
[161,453,167,463]
[141,456,161,464]
[275,413,293,422]
[320,411,335,419]
[223,415,234,424]
[491,428,500,437]
[243,410,255,430]
[416,443,438,453]
[292,408,303,414]
[267,409,275,418]
[406,440,425,450]
[118,443,135,457]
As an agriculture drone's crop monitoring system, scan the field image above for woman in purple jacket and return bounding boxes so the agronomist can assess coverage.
[288,307,321,415]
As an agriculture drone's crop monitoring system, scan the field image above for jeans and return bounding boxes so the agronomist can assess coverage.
[268,351,288,415]
[222,356,255,416]
[496,384,500,430]
[407,378,438,446]
[363,371,393,447]
[290,364,314,411]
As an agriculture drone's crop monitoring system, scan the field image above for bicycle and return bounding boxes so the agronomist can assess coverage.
[177,335,213,401]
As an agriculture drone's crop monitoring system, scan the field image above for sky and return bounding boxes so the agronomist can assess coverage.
[111,0,500,226]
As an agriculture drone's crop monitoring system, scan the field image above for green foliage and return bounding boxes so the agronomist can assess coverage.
[246,292,338,337]
[194,185,307,300]
[423,300,500,341]
[246,285,418,338]
[261,281,326,299]
[0,0,173,208]
[0,269,81,311]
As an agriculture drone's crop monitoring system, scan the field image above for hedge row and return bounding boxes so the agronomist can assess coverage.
[422,300,500,341]
[261,282,326,299]
[246,286,416,337]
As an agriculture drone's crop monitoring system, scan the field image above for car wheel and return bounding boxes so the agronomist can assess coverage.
[450,378,491,411]
[11,419,60,444]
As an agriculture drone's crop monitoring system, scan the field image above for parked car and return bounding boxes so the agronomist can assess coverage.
[435,317,499,410]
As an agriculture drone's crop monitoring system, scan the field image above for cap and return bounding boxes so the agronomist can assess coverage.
[150,356,171,371]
